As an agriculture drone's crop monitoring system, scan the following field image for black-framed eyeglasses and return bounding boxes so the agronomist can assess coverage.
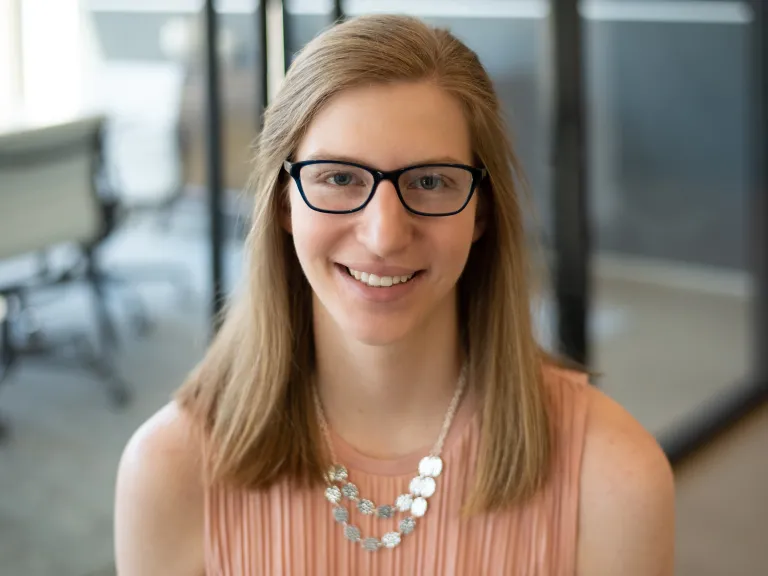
[283,159,487,217]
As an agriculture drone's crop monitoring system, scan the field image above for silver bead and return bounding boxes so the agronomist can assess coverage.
[418,456,443,478]
[362,537,380,552]
[327,465,348,483]
[341,483,358,500]
[411,496,428,517]
[395,493,413,512]
[399,517,416,535]
[332,506,349,524]
[344,525,361,542]
[357,499,375,515]
[325,485,342,504]
[382,532,401,548]
[376,505,394,519]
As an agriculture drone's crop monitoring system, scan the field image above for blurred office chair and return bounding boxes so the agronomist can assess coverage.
[0,116,130,409]
[88,60,195,330]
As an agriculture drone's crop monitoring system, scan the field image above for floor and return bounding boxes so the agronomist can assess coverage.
[0,206,235,576]
[0,203,763,575]
[593,275,750,437]
[674,402,768,576]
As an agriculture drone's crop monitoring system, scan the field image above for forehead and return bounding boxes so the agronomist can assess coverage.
[295,81,473,169]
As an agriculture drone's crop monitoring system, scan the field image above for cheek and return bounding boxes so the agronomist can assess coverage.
[431,215,477,278]
[291,214,320,264]
[289,189,313,250]
[289,200,338,267]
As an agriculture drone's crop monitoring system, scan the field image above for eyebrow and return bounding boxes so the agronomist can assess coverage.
[301,151,470,167]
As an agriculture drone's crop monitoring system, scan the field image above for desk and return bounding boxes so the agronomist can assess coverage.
[0,107,105,143]
[0,101,96,127]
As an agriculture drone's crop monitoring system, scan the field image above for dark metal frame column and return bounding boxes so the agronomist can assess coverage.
[550,0,590,367]
[660,0,768,463]
[204,0,226,335]
[332,0,345,23]
[257,0,268,125]
[755,1,768,395]
[282,0,292,72]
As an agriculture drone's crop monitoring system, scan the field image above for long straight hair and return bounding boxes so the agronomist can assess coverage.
[177,14,554,514]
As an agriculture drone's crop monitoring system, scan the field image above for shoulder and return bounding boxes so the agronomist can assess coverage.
[114,401,206,576]
[576,384,675,576]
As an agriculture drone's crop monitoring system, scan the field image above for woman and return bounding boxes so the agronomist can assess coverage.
[115,14,674,575]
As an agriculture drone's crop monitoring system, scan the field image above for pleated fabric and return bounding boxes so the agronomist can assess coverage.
[204,367,590,575]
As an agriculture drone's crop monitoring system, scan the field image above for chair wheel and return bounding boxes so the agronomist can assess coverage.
[0,417,10,443]
[109,386,132,408]
[134,316,154,336]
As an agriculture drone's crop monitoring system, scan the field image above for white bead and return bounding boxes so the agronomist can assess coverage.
[419,456,443,477]
[382,532,401,548]
[409,476,436,498]
[409,476,424,495]
[411,496,428,517]
[420,477,436,498]
[325,486,342,504]
[396,493,413,512]
[328,465,348,482]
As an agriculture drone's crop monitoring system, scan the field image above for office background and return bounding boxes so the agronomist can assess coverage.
[0,1,765,575]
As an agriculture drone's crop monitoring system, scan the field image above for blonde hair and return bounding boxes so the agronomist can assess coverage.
[177,13,554,514]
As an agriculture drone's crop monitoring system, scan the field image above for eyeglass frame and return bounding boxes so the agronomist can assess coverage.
[283,159,487,217]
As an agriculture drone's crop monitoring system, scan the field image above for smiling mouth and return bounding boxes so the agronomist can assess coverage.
[345,266,421,288]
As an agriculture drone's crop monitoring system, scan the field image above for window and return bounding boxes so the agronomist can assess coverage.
[0,0,21,124]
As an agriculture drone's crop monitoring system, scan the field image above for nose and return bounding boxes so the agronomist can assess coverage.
[357,180,413,257]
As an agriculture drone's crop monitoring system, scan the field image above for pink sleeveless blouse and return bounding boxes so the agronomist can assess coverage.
[204,367,591,575]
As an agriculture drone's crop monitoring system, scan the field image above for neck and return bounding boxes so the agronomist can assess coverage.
[312,296,464,460]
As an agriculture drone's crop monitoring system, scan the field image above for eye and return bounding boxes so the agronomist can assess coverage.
[328,172,354,186]
[417,175,443,190]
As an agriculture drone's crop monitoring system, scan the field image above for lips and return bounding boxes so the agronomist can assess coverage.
[333,262,423,303]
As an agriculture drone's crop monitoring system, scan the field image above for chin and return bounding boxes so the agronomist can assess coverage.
[343,314,417,347]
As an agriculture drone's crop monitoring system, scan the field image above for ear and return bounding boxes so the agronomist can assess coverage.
[472,188,488,242]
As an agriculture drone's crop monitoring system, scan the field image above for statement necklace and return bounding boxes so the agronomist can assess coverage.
[312,368,467,552]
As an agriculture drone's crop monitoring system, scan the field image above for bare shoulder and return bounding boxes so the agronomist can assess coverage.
[576,384,675,576]
[114,401,206,576]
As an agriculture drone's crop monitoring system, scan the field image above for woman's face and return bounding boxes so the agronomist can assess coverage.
[286,81,483,346]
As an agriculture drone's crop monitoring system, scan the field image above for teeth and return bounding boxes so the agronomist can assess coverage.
[346,267,416,288]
